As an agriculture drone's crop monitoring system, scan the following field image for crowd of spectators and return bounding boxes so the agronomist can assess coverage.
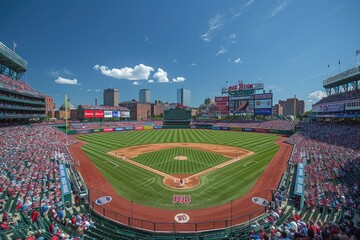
[288,123,360,209]
[249,212,360,239]
[0,74,44,97]
[210,120,294,130]
[315,90,360,105]
[0,124,80,239]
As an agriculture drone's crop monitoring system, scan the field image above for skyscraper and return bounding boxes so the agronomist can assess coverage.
[177,88,191,107]
[103,88,119,106]
[139,89,150,102]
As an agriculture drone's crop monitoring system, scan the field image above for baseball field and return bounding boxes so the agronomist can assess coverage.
[76,129,280,210]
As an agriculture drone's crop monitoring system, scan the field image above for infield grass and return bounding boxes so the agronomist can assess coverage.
[133,147,231,174]
[77,129,280,209]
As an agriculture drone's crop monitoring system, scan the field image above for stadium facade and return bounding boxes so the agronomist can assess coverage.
[0,42,46,123]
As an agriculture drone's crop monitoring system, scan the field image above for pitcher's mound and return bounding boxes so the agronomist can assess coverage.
[174,156,187,160]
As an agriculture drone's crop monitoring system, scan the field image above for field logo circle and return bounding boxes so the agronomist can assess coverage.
[252,197,268,207]
[174,213,190,223]
[95,196,112,205]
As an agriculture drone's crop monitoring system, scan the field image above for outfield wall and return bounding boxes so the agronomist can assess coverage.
[67,125,293,135]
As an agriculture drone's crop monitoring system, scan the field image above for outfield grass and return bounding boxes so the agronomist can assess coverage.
[78,129,279,210]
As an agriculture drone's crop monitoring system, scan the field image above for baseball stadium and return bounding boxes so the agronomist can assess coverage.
[1,42,360,240]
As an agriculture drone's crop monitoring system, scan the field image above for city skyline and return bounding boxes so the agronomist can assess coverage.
[1,0,359,110]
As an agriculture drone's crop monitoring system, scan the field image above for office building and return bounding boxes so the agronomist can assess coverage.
[177,88,191,107]
[139,89,150,102]
[103,88,119,106]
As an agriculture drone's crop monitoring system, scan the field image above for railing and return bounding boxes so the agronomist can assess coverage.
[0,42,28,70]
[88,188,266,233]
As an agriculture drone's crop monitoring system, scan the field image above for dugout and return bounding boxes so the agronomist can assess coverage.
[164,107,191,126]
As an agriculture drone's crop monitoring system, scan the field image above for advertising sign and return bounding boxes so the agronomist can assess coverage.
[229,99,254,114]
[121,111,130,118]
[112,111,120,118]
[102,128,114,132]
[252,197,269,207]
[312,102,346,113]
[255,93,273,99]
[114,127,124,131]
[135,126,144,130]
[104,111,112,118]
[215,96,229,102]
[94,110,104,118]
[84,110,94,119]
[254,109,272,115]
[254,99,272,109]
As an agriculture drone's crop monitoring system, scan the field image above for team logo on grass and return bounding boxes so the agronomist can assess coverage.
[174,213,190,223]
[173,194,191,204]
[252,197,268,207]
[95,196,112,205]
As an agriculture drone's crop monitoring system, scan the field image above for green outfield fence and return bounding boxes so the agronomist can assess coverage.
[87,188,267,233]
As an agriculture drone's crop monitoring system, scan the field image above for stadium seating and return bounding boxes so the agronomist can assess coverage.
[0,74,43,97]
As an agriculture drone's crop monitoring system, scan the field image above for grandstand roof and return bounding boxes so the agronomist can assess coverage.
[59,101,76,110]
[323,66,360,88]
[0,42,27,79]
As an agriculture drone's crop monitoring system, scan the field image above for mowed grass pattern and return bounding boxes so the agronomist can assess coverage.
[77,129,280,209]
[132,147,231,174]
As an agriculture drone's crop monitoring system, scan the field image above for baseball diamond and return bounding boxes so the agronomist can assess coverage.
[68,129,292,231]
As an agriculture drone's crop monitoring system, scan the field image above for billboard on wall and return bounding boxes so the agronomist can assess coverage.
[312,102,346,113]
[104,111,112,118]
[254,93,272,115]
[84,110,94,118]
[229,95,254,114]
[254,99,272,109]
[112,111,120,118]
[94,110,104,118]
[121,111,130,118]
[215,96,229,115]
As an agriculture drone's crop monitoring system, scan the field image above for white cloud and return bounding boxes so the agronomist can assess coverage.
[54,77,78,85]
[308,90,327,102]
[216,46,228,56]
[188,63,197,67]
[47,68,74,77]
[172,59,178,64]
[234,58,242,63]
[153,68,169,83]
[148,79,154,84]
[93,64,154,80]
[227,33,236,44]
[307,100,314,103]
[270,0,292,18]
[172,77,186,83]
[200,14,224,42]
[132,81,141,86]
[86,89,101,92]
[245,0,255,7]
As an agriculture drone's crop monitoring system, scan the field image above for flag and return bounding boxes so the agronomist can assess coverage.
[356,49,360,56]
[13,41,17,49]
[338,60,340,65]
[328,64,330,68]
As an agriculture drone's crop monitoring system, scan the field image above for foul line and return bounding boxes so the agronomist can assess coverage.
[107,161,119,168]
[243,161,255,167]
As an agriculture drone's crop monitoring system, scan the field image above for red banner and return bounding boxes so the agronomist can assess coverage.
[215,96,228,102]
[134,126,144,130]
[103,128,114,132]
[84,110,94,118]
[216,105,229,111]
[94,110,104,118]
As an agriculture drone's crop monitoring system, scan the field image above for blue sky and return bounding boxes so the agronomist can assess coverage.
[1,0,359,110]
